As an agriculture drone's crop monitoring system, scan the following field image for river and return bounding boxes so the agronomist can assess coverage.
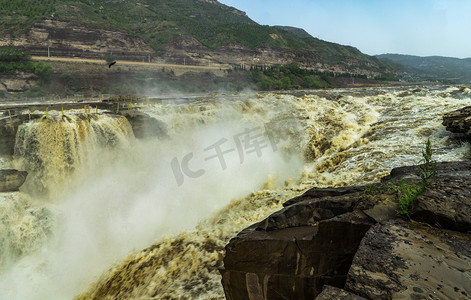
[0,85,470,299]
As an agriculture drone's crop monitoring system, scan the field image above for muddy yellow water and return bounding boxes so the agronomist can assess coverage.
[0,86,470,300]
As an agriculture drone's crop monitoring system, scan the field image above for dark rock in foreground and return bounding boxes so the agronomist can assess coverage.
[381,160,471,183]
[258,193,357,231]
[221,194,374,299]
[221,161,471,299]
[283,186,367,207]
[0,169,27,192]
[411,175,471,232]
[346,219,471,299]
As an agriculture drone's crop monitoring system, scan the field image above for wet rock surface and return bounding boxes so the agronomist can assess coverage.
[381,161,471,183]
[120,111,168,139]
[0,120,20,156]
[221,196,374,299]
[0,169,27,192]
[316,285,368,300]
[442,105,471,140]
[345,220,471,300]
[411,175,471,232]
[221,161,471,299]
[258,194,357,231]
[283,186,367,207]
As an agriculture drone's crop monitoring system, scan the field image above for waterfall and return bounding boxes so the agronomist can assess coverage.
[13,114,134,194]
[0,86,470,300]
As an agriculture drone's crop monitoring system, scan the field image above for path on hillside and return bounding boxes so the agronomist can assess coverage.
[32,56,227,71]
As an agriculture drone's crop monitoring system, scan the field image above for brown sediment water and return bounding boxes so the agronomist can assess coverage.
[0,86,470,300]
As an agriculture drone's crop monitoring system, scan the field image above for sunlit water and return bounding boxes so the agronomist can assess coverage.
[0,86,470,299]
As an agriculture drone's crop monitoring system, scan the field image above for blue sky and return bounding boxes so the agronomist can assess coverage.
[218,0,471,58]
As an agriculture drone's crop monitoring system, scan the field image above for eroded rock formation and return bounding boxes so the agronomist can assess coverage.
[0,169,27,192]
[1,18,154,61]
[442,105,471,140]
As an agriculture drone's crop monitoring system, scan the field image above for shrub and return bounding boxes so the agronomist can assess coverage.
[0,47,31,62]
[33,62,52,83]
[255,77,271,90]
[395,179,425,219]
[396,138,437,219]
[418,138,437,186]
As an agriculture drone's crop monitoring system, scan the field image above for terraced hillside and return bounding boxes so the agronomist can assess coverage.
[0,0,393,77]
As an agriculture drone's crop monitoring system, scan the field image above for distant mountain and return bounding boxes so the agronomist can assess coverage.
[0,0,393,77]
[376,54,471,83]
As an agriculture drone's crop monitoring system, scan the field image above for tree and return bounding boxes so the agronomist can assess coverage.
[257,77,273,90]
[33,62,52,83]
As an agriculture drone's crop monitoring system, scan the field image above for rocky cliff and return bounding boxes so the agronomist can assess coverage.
[221,107,471,299]
[1,18,154,62]
[0,17,385,78]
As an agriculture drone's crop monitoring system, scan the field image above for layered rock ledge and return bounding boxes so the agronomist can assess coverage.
[220,161,471,299]
[443,105,471,140]
[0,169,27,192]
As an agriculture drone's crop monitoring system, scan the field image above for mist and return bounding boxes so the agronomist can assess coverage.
[0,98,303,300]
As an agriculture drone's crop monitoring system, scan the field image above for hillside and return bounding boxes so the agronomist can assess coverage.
[273,26,314,39]
[377,54,471,84]
[0,0,393,78]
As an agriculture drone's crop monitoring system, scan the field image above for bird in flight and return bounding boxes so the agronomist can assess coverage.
[108,61,117,68]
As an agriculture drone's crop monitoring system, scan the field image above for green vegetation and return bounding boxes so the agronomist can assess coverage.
[0,46,31,62]
[418,139,437,187]
[0,47,52,82]
[396,139,437,219]
[249,63,331,90]
[247,62,382,90]
[0,47,34,74]
[0,0,55,36]
[377,54,471,84]
[374,72,400,82]
[394,179,425,219]
[33,62,52,83]
[52,0,258,52]
[363,183,378,196]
